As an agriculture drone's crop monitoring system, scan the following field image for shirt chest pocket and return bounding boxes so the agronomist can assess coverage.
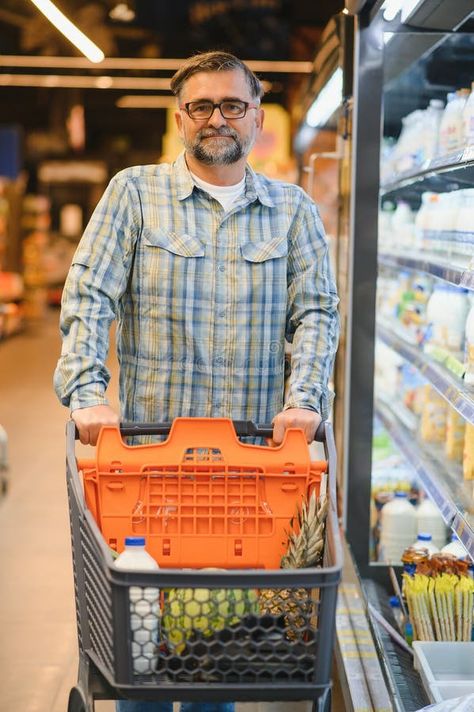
[141,228,206,298]
[238,235,288,307]
[240,235,288,263]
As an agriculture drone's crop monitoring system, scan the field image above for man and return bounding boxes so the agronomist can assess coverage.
[54,51,339,712]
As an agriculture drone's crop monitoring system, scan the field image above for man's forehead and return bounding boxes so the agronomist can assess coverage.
[180,69,250,99]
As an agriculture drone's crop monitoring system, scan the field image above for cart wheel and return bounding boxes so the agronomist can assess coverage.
[312,687,331,712]
[67,686,92,712]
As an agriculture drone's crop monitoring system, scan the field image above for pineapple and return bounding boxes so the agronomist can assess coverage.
[259,491,328,639]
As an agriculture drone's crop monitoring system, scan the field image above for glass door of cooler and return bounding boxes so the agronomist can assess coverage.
[345,3,474,581]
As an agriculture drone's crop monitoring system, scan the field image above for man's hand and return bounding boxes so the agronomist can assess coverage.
[71,405,120,446]
[271,408,322,445]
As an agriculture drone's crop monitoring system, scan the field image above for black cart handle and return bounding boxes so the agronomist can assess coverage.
[73,419,325,442]
[116,419,326,442]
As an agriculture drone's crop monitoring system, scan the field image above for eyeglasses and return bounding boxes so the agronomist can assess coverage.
[180,100,259,120]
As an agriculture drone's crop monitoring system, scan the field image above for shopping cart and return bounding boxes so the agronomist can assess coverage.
[66,418,343,712]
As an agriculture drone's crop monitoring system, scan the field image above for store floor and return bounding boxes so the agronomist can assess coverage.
[0,310,344,712]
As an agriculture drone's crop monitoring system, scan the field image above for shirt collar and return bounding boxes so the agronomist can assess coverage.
[172,151,275,208]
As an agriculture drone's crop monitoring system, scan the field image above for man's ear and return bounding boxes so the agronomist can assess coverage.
[175,108,183,137]
[257,107,265,133]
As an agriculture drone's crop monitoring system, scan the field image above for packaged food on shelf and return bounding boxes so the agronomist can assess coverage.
[465,299,474,385]
[402,554,473,642]
[420,385,448,443]
[463,423,474,480]
[445,407,466,462]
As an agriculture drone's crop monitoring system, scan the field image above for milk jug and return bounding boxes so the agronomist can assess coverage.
[114,536,160,674]
[409,532,439,556]
[416,497,447,549]
[380,492,417,564]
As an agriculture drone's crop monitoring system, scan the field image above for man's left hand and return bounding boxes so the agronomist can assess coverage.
[271,408,322,445]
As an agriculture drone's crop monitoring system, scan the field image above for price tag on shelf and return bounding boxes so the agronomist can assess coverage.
[462,145,474,163]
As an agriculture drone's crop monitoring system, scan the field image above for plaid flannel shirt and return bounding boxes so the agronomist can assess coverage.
[54,152,339,425]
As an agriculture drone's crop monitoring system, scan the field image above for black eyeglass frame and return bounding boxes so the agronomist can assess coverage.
[179,100,259,120]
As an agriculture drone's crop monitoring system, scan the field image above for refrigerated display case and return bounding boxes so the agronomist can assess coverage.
[346,0,474,579]
[296,1,474,708]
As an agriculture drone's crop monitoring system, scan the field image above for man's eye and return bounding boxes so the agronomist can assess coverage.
[192,103,211,113]
[224,102,244,114]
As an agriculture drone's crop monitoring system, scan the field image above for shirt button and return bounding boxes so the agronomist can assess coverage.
[215,357,224,366]
[218,310,225,317]
[218,264,225,272]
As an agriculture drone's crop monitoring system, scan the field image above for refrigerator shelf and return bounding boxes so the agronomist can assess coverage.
[374,398,474,560]
[380,146,474,199]
[378,250,474,290]
[376,319,474,425]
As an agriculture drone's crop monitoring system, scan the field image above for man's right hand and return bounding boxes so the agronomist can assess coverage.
[71,405,120,446]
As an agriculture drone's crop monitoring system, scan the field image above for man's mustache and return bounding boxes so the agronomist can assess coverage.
[197,128,238,140]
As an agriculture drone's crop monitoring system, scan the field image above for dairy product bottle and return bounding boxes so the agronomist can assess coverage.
[426,285,469,353]
[441,533,470,559]
[114,536,160,675]
[416,498,447,549]
[392,201,415,248]
[455,189,474,255]
[463,82,474,146]
[439,91,468,155]
[465,300,474,386]
[423,99,445,161]
[380,491,417,564]
[409,532,440,556]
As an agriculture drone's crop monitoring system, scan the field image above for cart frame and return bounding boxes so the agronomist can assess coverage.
[66,419,343,712]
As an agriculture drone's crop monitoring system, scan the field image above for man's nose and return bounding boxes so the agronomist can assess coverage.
[207,105,227,127]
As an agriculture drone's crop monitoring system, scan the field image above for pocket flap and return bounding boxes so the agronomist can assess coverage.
[143,228,205,257]
[241,236,288,263]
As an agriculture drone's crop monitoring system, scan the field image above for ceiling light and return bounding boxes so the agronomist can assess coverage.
[117,95,176,109]
[305,68,343,129]
[0,74,171,90]
[109,3,136,22]
[0,56,312,74]
[28,0,105,63]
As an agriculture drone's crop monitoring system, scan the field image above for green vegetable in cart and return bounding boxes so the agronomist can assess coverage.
[162,585,258,653]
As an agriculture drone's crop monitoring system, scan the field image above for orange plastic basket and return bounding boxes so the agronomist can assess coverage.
[78,418,326,569]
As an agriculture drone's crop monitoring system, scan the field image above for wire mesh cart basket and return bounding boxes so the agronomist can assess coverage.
[66,418,343,712]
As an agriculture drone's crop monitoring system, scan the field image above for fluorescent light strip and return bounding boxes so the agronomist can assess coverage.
[0,74,171,90]
[117,95,176,109]
[0,55,312,73]
[305,68,343,129]
[29,0,105,63]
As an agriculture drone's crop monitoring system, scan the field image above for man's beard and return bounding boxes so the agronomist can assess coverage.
[185,127,254,165]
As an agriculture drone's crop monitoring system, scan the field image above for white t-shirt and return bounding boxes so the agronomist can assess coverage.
[190,171,246,212]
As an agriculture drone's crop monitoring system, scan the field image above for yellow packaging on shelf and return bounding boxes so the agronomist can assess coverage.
[445,407,466,462]
[463,423,474,480]
[420,386,447,443]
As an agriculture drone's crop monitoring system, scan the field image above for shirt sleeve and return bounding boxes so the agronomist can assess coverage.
[284,193,340,420]
[53,174,141,411]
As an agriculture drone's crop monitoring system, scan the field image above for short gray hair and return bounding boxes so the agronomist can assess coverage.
[170,51,263,101]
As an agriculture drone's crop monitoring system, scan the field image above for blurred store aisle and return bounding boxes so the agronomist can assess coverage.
[0,311,341,712]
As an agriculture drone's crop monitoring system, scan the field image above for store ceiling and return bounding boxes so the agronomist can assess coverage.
[0,0,343,171]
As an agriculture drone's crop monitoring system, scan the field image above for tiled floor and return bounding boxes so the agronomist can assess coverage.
[0,311,344,712]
